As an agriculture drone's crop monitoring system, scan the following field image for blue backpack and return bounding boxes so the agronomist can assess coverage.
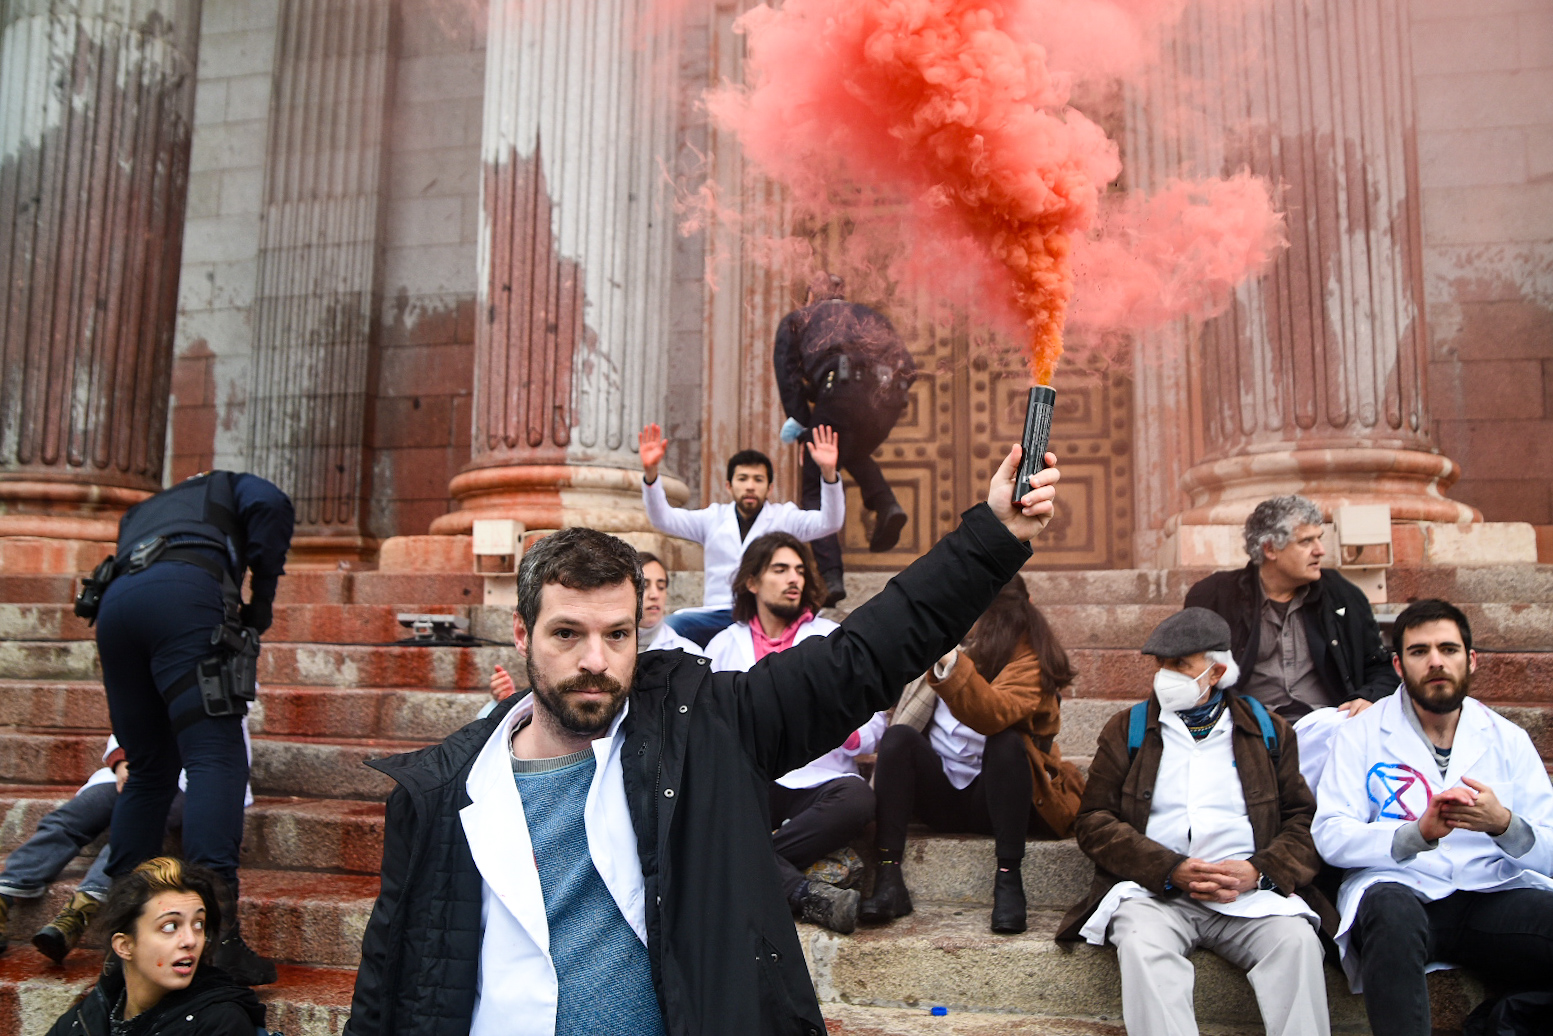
[1125,695,1280,764]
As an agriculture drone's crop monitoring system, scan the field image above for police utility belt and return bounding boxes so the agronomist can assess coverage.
[74,538,260,722]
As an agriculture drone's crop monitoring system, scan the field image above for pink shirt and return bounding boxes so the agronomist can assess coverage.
[749,609,815,662]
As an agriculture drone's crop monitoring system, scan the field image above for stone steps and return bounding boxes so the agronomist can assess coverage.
[0,680,491,741]
[800,905,1481,1033]
[0,730,415,800]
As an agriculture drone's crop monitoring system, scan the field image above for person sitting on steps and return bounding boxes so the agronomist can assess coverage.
[639,423,845,643]
[861,576,1083,934]
[44,856,268,1036]
[706,532,887,935]
[1057,608,1334,1036]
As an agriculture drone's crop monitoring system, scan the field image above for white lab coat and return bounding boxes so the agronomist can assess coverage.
[640,621,707,657]
[462,693,648,1036]
[642,477,844,611]
[1312,691,1553,988]
[707,617,888,790]
[83,725,255,807]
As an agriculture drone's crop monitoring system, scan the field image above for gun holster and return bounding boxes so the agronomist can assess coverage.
[196,622,260,718]
[73,555,119,624]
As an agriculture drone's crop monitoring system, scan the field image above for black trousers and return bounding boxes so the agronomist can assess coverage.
[96,562,250,896]
[1351,882,1553,1036]
[801,379,907,577]
[769,778,875,900]
[872,724,1037,861]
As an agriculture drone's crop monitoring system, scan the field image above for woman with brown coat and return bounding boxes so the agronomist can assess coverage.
[859,576,1085,933]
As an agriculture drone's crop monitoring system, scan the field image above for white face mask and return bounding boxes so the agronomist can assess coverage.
[1153,662,1216,713]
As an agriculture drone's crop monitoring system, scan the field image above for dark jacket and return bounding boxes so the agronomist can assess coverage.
[45,963,267,1036]
[773,300,915,425]
[344,504,1033,1036]
[1184,564,1395,709]
[1056,694,1336,941]
[926,639,1085,837]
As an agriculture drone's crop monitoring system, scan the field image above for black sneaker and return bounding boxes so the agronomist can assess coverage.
[797,881,859,934]
[868,503,908,553]
[213,933,278,985]
[32,891,100,963]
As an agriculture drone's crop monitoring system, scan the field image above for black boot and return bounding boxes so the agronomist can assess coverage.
[990,865,1027,934]
[793,880,859,934]
[213,884,277,986]
[858,862,913,924]
[820,570,847,609]
[868,502,908,553]
[0,893,11,954]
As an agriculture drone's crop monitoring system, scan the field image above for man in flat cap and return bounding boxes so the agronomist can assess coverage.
[1057,608,1334,1036]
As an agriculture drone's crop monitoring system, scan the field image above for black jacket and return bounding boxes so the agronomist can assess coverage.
[343,504,1033,1036]
[45,963,267,1036]
[772,300,915,425]
[1184,564,1395,708]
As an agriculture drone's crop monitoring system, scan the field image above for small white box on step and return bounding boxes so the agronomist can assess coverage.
[472,519,524,607]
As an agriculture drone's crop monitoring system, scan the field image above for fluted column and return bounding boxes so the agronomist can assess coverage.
[245,0,392,564]
[431,0,689,538]
[1129,0,1474,536]
[0,0,202,562]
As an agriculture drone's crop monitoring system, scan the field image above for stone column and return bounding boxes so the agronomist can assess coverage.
[430,0,689,542]
[245,0,392,566]
[0,0,202,569]
[1129,0,1474,557]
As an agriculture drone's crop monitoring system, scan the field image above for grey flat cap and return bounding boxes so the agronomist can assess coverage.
[1141,607,1233,657]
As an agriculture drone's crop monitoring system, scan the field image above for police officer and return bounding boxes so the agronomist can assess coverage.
[92,470,293,985]
[774,272,917,604]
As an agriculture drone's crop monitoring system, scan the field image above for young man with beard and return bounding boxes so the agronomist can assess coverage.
[1312,599,1553,1035]
[344,446,1062,1036]
[706,532,887,934]
[638,422,845,645]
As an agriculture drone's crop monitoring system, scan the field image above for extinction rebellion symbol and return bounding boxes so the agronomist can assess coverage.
[1366,762,1434,821]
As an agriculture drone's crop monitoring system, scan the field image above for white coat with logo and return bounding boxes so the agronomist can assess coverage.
[1312,691,1553,988]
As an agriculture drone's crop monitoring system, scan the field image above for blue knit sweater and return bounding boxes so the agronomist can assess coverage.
[512,751,664,1036]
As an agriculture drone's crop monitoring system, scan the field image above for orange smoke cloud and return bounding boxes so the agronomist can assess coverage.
[709,0,1284,386]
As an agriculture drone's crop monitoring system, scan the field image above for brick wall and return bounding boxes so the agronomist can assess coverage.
[170,0,279,484]
[1413,0,1553,535]
[366,0,486,540]
[170,0,485,539]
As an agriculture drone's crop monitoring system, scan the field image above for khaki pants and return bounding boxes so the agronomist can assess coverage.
[1108,895,1329,1036]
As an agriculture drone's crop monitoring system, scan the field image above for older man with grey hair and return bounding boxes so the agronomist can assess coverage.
[1184,495,1394,721]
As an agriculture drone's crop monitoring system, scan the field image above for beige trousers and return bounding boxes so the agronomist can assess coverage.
[1107,895,1330,1036]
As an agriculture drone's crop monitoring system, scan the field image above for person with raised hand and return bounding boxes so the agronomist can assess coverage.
[638,421,844,644]
[346,446,1060,1036]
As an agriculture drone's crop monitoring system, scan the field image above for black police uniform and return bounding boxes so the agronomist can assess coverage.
[93,472,292,925]
[773,298,916,581]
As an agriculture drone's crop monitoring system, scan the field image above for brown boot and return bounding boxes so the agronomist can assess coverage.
[32,891,100,964]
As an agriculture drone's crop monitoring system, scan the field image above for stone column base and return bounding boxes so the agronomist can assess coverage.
[286,534,381,571]
[0,481,153,574]
[429,464,691,543]
[1160,521,1539,568]
[1177,448,1479,527]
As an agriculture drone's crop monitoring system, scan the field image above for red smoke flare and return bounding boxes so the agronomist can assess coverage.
[709,0,1284,385]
